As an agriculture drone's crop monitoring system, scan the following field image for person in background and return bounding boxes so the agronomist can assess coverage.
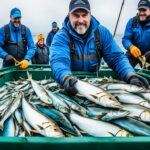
[46,21,59,47]
[0,8,35,68]
[122,0,150,69]
[50,0,149,95]
[32,34,49,64]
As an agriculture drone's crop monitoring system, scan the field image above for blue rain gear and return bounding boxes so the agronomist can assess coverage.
[122,17,150,55]
[0,22,35,65]
[50,16,135,84]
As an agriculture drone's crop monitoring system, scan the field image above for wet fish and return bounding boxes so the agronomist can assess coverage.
[112,93,150,109]
[36,105,77,135]
[75,80,121,108]
[0,92,22,130]
[106,83,149,93]
[3,117,15,137]
[22,97,64,137]
[27,72,52,104]
[112,117,150,136]
[47,91,70,114]
[56,93,87,115]
[70,111,132,137]
[87,107,130,121]
[122,104,150,123]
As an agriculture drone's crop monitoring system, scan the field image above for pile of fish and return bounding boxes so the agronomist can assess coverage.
[0,73,150,137]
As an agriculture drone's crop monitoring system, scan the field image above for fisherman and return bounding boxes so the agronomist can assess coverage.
[32,34,49,64]
[122,0,150,69]
[0,8,35,68]
[46,21,59,47]
[50,0,149,95]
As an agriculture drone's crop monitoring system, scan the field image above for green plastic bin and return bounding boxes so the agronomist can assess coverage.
[0,65,150,150]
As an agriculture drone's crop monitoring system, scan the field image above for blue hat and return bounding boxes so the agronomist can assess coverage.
[138,0,150,10]
[10,8,21,19]
[52,22,57,27]
[69,0,91,13]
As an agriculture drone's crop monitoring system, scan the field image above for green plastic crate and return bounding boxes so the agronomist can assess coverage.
[0,65,150,150]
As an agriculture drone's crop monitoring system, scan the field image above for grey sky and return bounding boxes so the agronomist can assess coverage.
[0,0,139,35]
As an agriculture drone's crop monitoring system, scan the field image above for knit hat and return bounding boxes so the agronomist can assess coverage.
[37,34,45,41]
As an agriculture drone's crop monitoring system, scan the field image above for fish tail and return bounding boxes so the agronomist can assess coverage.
[0,121,4,131]
[26,71,32,80]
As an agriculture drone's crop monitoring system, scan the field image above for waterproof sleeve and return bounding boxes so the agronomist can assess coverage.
[0,27,8,58]
[100,25,135,80]
[46,32,52,47]
[122,18,133,50]
[31,48,37,64]
[24,27,36,61]
[50,30,72,84]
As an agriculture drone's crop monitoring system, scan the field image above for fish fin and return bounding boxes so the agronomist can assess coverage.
[91,113,107,120]
[73,126,83,137]
[90,94,98,99]
[37,124,44,130]
[0,122,3,131]
[108,132,115,136]
[26,71,32,80]
[30,129,40,134]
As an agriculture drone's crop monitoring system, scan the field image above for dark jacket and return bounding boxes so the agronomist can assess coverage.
[32,44,49,64]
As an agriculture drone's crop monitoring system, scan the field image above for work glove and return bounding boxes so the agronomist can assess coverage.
[126,73,149,88]
[129,45,141,58]
[62,75,78,95]
[19,60,29,69]
[4,55,14,63]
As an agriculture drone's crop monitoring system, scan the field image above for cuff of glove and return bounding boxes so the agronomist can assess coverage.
[62,74,72,85]
[125,72,136,83]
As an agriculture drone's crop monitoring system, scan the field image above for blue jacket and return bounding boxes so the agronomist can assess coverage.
[0,21,35,60]
[50,16,135,84]
[122,17,150,55]
[46,29,58,47]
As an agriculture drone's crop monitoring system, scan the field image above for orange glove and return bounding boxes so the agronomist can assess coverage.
[129,45,141,58]
[19,60,29,69]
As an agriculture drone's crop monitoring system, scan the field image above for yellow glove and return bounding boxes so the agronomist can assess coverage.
[129,45,141,58]
[19,60,29,69]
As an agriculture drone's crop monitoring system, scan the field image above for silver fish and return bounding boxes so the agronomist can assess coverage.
[0,92,22,130]
[27,72,52,104]
[112,93,150,109]
[75,80,121,108]
[122,104,150,123]
[87,107,130,121]
[22,97,64,137]
[70,111,132,137]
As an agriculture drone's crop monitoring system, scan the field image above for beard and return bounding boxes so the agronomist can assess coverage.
[73,22,90,35]
[13,21,21,27]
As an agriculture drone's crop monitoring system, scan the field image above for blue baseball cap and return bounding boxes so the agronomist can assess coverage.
[52,22,57,27]
[10,8,21,19]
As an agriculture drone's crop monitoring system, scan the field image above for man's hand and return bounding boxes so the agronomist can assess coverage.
[4,55,14,63]
[129,45,141,58]
[126,73,149,88]
[62,75,78,95]
[19,60,29,69]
